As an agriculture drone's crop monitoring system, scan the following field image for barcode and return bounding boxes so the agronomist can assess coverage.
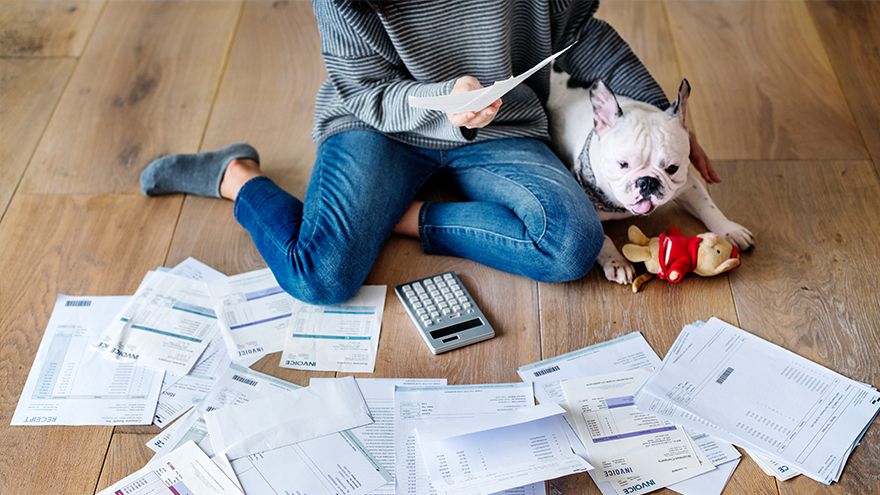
[534,365,561,377]
[716,367,734,384]
[232,374,258,387]
[205,406,218,412]
[66,300,92,307]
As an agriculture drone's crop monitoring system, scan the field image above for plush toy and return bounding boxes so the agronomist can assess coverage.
[621,226,741,293]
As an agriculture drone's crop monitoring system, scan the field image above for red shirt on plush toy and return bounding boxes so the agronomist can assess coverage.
[657,227,702,282]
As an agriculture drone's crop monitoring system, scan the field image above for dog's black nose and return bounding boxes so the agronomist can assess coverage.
[636,176,660,195]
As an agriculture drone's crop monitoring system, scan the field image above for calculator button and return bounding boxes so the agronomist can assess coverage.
[442,308,452,314]
[440,287,450,294]
[413,301,423,309]
[409,296,419,303]
[431,311,440,318]
[414,285,424,293]
[420,293,430,301]
[417,308,427,315]
[444,293,455,301]
[452,305,461,312]
[420,314,430,320]
[433,276,443,282]
[424,320,433,326]
[454,290,464,297]
[450,284,460,290]
[430,290,440,297]
[443,273,453,280]
[427,305,437,312]
[458,296,468,303]
[463,302,472,309]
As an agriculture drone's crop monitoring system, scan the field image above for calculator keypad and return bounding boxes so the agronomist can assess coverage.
[401,273,476,327]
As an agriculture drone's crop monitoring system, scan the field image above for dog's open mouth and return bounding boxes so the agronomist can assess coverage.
[630,199,655,215]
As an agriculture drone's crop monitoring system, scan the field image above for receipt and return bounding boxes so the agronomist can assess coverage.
[11,294,164,426]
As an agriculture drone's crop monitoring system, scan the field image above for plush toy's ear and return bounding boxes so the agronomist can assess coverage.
[666,78,690,130]
[627,225,649,246]
[590,80,622,136]
[622,244,652,263]
[709,258,741,276]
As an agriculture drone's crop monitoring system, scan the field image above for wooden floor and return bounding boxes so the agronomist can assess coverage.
[1,1,879,494]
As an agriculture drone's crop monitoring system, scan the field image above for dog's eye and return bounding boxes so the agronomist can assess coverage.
[666,164,680,175]
[618,161,629,169]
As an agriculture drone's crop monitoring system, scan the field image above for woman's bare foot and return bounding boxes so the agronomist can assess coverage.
[220,158,263,200]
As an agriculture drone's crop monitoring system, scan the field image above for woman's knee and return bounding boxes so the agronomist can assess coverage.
[528,208,604,283]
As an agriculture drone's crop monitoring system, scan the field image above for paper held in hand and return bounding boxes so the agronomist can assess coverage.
[408,42,576,114]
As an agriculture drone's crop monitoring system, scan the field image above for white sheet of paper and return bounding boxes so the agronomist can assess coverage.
[638,317,880,484]
[168,257,227,282]
[310,378,448,495]
[561,368,703,482]
[11,295,164,426]
[745,449,800,481]
[280,285,386,373]
[394,383,547,495]
[97,441,243,495]
[206,268,294,362]
[408,42,576,114]
[227,431,392,495]
[415,403,591,495]
[668,459,739,495]
[205,375,373,459]
[517,332,659,404]
[93,271,221,374]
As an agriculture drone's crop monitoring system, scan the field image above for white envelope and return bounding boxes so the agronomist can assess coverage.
[204,375,373,459]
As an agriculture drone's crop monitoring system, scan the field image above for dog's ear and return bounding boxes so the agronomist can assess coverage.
[667,79,690,129]
[590,80,622,135]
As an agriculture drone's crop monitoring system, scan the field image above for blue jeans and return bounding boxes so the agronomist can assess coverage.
[234,130,603,305]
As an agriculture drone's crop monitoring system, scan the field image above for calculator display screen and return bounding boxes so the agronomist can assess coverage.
[429,318,484,340]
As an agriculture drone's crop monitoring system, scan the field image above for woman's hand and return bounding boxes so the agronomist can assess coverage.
[446,76,502,129]
[689,130,721,184]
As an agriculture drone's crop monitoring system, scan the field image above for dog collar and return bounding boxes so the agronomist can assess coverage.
[573,130,629,214]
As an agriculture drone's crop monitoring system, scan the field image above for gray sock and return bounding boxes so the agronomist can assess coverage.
[140,143,260,198]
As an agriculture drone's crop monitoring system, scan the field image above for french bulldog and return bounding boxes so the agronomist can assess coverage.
[547,69,754,284]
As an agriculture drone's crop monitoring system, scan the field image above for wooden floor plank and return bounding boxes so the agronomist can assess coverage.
[18,0,241,195]
[710,160,880,494]
[0,0,105,57]
[667,0,867,161]
[807,0,880,167]
[0,193,181,495]
[93,434,156,493]
[0,58,76,217]
[595,0,685,114]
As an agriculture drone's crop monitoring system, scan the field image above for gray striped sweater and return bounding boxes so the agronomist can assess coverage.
[312,0,668,149]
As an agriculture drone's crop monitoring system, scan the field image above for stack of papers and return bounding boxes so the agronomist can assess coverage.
[634,318,880,485]
[517,332,741,495]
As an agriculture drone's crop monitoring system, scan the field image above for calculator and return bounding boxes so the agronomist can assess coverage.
[394,272,496,354]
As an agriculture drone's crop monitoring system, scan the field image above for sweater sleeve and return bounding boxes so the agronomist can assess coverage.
[314,1,472,141]
[550,0,669,109]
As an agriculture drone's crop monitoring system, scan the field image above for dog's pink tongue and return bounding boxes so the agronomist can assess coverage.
[632,199,653,214]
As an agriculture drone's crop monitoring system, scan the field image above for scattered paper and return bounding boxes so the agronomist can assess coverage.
[93,271,221,374]
[409,42,576,114]
[280,285,386,373]
[97,441,243,495]
[11,295,164,426]
[206,268,294,362]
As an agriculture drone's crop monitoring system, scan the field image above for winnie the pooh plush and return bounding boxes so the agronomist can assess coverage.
[621,226,741,292]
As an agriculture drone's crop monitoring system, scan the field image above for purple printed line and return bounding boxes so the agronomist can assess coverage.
[606,396,635,409]
[245,287,285,301]
[229,313,291,330]
[593,425,678,443]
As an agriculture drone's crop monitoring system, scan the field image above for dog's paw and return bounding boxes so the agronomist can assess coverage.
[718,222,755,252]
[599,256,635,284]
